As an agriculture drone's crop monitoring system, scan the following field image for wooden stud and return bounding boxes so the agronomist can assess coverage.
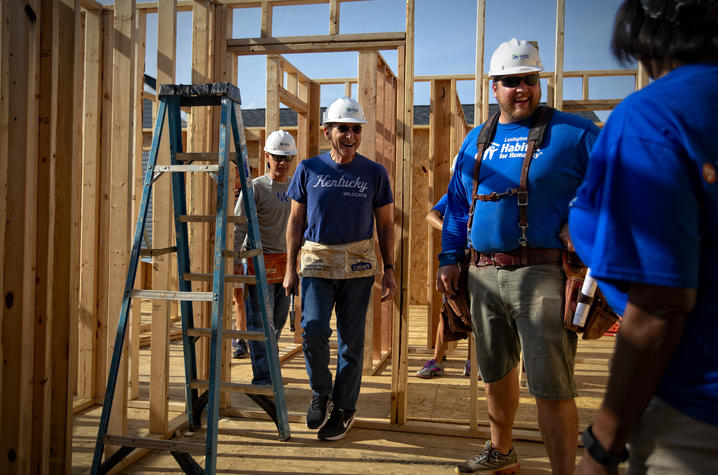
[0,1,40,472]
[48,2,80,470]
[474,0,485,125]
[94,9,114,404]
[32,0,56,469]
[427,79,451,352]
[357,51,378,373]
[129,9,146,402]
[265,54,281,178]
[391,0,414,426]
[107,0,135,447]
[260,0,272,37]
[78,6,103,404]
[150,0,175,435]
[554,0,565,110]
[189,0,211,382]
[329,0,339,35]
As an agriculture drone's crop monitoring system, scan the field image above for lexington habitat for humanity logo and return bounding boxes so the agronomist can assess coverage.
[482,138,543,161]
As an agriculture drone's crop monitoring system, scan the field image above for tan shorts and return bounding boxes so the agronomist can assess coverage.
[628,396,718,474]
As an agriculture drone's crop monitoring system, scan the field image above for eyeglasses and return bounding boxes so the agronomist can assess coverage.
[270,154,294,163]
[496,74,540,88]
[334,124,363,134]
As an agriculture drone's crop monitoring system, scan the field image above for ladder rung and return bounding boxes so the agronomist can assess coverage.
[223,248,262,259]
[104,434,205,454]
[139,246,177,257]
[176,152,240,162]
[130,290,214,301]
[190,379,273,396]
[179,214,247,224]
[186,328,264,341]
[154,164,219,173]
[183,272,256,285]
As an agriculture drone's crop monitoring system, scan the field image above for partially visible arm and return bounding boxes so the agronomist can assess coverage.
[576,283,696,474]
[375,202,397,302]
[425,209,443,231]
[283,200,306,296]
[233,191,248,266]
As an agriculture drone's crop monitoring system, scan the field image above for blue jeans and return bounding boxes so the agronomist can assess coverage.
[301,276,374,412]
[245,283,290,386]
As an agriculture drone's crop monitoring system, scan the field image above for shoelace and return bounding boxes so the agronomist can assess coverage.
[310,396,324,410]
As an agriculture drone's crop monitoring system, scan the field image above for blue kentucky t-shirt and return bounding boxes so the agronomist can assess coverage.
[569,63,718,426]
[287,152,393,244]
[439,109,599,266]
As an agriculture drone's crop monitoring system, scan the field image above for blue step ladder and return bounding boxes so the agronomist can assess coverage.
[91,83,290,475]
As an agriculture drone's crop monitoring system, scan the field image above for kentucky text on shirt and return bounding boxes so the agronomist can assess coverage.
[313,175,369,194]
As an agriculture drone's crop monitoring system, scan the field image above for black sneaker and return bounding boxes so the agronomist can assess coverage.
[317,406,354,441]
[232,339,248,359]
[306,394,333,430]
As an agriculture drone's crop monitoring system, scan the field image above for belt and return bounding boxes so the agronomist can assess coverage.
[470,248,562,268]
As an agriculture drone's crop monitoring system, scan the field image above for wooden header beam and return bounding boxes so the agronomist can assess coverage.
[227,32,406,55]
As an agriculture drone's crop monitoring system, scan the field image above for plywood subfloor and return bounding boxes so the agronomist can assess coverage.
[72,305,619,474]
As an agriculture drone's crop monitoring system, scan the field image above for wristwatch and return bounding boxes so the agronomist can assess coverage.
[383,264,395,271]
[581,425,629,467]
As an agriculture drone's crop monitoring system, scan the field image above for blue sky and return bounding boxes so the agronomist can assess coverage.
[113,0,635,116]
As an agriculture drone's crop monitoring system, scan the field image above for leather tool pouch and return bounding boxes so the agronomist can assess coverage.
[441,254,472,342]
[562,252,621,339]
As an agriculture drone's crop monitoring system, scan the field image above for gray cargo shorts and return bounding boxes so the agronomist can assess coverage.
[467,263,578,399]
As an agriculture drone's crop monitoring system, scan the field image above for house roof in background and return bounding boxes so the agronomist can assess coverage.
[239,105,600,128]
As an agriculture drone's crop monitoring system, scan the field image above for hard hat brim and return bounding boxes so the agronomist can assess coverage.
[488,65,543,78]
[323,117,368,125]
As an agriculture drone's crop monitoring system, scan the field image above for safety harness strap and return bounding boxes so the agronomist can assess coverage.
[469,105,555,262]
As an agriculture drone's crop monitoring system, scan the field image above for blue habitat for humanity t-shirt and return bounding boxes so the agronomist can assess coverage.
[287,152,393,244]
[439,109,599,266]
[569,63,718,426]
[433,194,448,216]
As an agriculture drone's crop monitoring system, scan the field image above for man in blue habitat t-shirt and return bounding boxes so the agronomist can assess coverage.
[437,38,599,474]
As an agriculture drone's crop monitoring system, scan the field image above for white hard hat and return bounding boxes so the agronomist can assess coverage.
[264,129,298,156]
[323,96,367,124]
[488,38,543,77]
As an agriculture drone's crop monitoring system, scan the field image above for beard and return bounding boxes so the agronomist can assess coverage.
[497,92,540,122]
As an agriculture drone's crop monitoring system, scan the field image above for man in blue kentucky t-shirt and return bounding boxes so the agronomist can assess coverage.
[437,39,599,474]
[284,96,396,442]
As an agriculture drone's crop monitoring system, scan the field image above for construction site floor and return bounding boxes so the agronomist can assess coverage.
[71,305,623,474]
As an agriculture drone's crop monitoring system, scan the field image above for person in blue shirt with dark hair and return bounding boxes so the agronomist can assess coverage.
[570,1,718,473]
[437,38,600,474]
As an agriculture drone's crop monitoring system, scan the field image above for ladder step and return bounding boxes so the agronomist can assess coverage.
[183,272,256,285]
[140,246,177,257]
[176,152,240,162]
[104,434,205,455]
[190,379,273,396]
[130,290,214,301]
[154,164,219,173]
[186,328,264,341]
[180,214,247,224]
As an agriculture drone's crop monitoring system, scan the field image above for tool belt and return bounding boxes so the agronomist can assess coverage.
[470,247,562,268]
[563,251,621,339]
[247,252,287,284]
[299,238,377,279]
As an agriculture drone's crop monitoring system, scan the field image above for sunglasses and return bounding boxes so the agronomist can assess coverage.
[270,154,294,163]
[496,74,540,88]
[334,124,363,134]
